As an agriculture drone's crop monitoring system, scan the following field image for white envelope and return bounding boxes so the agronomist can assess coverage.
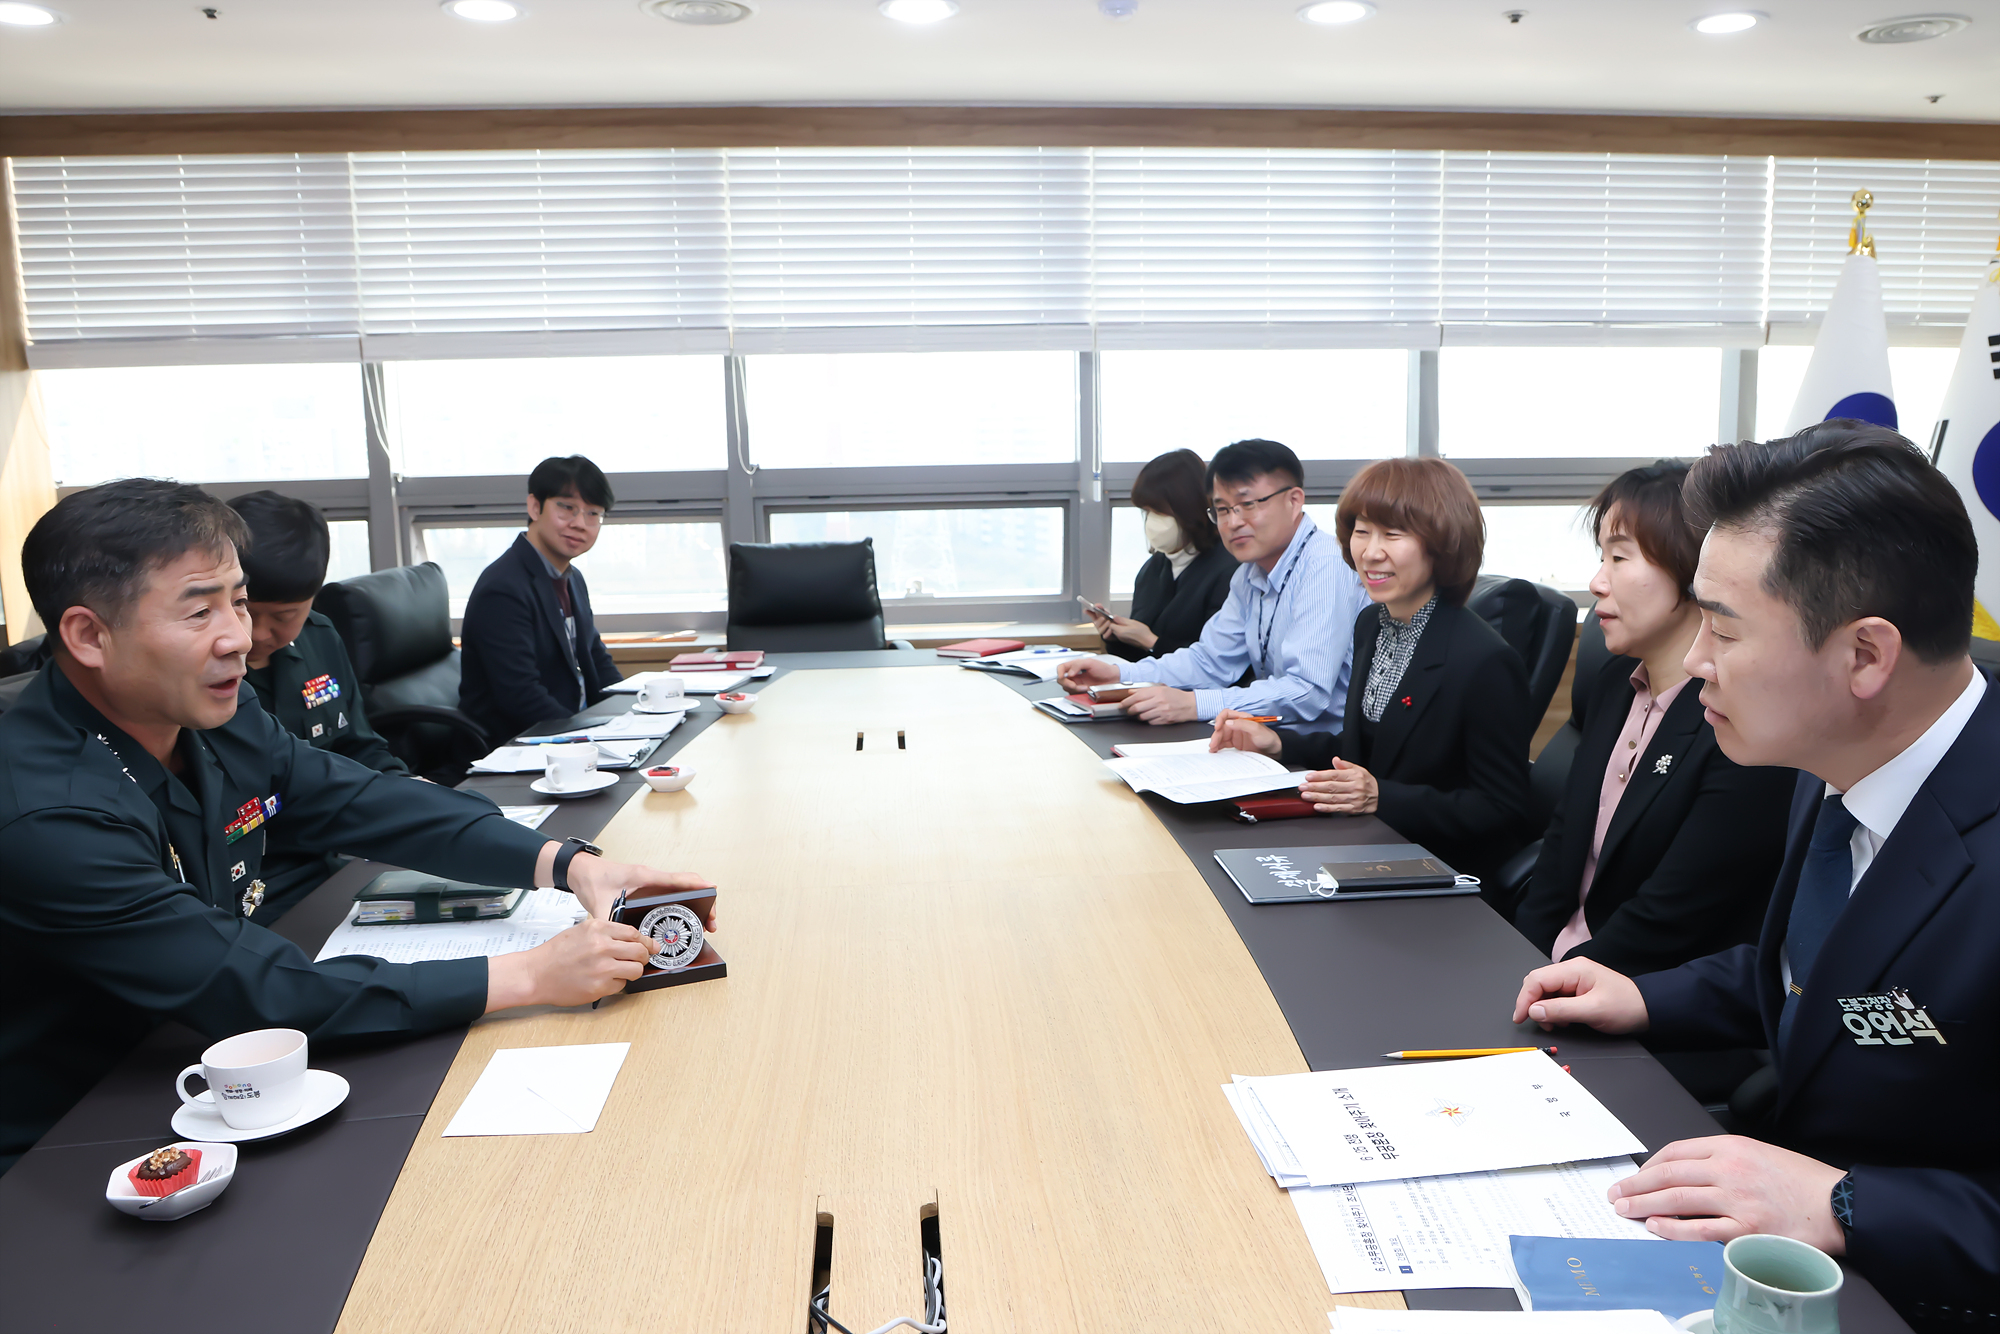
[442,1043,630,1137]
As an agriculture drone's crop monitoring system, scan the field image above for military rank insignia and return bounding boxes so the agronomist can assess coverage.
[302,674,340,708]
[224,793,284,844]
[1837,987,1947,1046]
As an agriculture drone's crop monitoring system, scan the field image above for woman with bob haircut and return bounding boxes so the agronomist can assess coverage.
[1511,461,1795,975]
[1213,456,1532,897]
[1087,449,1237,662]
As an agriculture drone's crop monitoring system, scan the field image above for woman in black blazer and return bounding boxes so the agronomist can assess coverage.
[1092,449,1237,663]
[1212,457,1533,896]
[1511,462,1795,976]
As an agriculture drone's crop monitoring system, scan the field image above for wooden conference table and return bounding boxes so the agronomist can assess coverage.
[0,656,1910,1333]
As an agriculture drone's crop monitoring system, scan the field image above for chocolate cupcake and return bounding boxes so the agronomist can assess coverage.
[128,1146,201,1198]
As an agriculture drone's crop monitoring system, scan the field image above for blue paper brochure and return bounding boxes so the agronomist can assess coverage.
[1509,1235,1724,1319]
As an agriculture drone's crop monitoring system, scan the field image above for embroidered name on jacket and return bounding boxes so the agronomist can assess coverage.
[224,794,283,844]
[302,674,340,708]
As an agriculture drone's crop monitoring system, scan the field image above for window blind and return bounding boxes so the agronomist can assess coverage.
[11,147,1999,367]
[1768,157,2000,339]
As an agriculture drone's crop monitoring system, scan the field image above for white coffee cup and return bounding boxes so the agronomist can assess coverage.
[635,676,685,711]
[177,1028,308,1131]
[544,741,598,791]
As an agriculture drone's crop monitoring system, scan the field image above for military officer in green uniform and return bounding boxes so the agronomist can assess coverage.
[231,490,410,919]
[0,479,717,1176]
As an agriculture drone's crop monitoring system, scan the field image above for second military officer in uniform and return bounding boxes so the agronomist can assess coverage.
[0,479,716,1176]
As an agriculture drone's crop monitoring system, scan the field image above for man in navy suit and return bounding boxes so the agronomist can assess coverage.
[458,455,624,743]
[1511,421,1996,1330]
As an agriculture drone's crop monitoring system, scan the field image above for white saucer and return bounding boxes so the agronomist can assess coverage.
[531,771,619,798]
[170,1068,349,1143]
[1676,1312,1715,1333]
[106,1141,238,1222]
[631,703,688,715]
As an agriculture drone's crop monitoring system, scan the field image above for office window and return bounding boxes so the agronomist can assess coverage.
[1482,503,1599,592]
[39,363,366,487]
[1101,349,1406,463]
[1755,345,1959,448]
[419,521,726,616]
[1109,504,1150,598]
[767,507,1064,599]
[388,356,725,477]
[326,521,372,583]
[1438,348,1721,460]
[746,352,1074,468]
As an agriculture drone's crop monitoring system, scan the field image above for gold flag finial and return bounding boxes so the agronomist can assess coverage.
[1848,188,1876,258]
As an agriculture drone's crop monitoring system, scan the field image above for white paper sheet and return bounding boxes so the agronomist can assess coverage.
[1290,1159,1651,1293]
[517,710,688,744]
[1234,1052,1646,1187]
[960,647,1087,681]
[468,738,659,773]
[442,1043,630,1136]
[1330,1308,1676,1334]
[315,887,585,964]
[1103,749,1296,804]
[500,805,557,829]
[1109,739,1218,758]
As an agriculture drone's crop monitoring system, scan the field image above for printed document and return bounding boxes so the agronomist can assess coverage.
[1231,1051,1646,1186]
[517,711,687,744]
[500,805,557,829]
[1103,749,1296,804]
[469,738,659,773]
[315,887,585,964]
[1289,1159,1650,1293]
[1329,1310,1675,1334]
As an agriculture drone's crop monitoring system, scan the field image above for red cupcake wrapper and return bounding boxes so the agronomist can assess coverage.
[128,1147,202,1197]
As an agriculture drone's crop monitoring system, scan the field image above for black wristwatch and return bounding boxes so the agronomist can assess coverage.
[552,836,604,892]
[1830,1171,1855,1234]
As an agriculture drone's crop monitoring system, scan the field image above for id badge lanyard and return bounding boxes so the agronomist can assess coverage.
[1254,528,1314,677]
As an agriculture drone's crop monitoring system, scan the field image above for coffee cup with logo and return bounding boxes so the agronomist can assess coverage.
[1714,1234,1842,1334]
[635,676,686,711]
[176,1028,309,1131]
[544,741,598,792]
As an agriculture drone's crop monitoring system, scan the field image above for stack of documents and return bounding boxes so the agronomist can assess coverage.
[1104,748,1296,804]
[517,710,688,744]
[608,667,770,695]
[1330,1311,1675,1334]
[958,646,1087,681]
[316,886,585,964]
[469,737,662,774]
[1225,1052,1654,1295]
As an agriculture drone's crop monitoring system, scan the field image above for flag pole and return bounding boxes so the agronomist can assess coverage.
[1847,188,1876,259]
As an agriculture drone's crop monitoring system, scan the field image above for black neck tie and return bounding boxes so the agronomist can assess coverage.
[1778,792,1862,1052]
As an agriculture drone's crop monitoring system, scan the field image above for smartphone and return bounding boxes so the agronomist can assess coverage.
[1076,594,1113,620]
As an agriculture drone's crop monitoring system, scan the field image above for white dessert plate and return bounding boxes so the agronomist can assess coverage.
[107,1141,238,1221]
[530,772,619,798]
[170,1068,349,1143]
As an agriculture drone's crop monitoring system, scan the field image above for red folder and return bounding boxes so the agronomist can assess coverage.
[669,651,765,672]
[936,638,1026,658]
[1232,795,1320,823]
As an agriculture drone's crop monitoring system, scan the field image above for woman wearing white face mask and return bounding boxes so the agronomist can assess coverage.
[1093,450,1238,662]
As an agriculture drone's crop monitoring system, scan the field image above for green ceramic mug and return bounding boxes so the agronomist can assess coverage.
[1714,1234,1843,1334]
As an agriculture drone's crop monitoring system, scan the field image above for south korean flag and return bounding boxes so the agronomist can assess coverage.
[1931,259,2000,645]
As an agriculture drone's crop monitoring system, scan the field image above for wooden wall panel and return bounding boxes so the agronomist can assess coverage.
[0,105,1995,160]
[0,160,53,645]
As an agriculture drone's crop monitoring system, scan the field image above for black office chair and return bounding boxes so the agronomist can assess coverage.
[315,562,490,783]
[725,539,896,652]
[1466,573,1577,724]
[0,632,50,680]
[1489,609,1612,909]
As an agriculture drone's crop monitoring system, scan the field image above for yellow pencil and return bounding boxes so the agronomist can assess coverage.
[1380,1045,1557,1059]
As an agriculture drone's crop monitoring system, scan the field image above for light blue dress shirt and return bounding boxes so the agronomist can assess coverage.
[1114,513,1365,736]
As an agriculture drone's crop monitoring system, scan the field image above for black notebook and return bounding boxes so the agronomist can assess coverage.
[1213,843,1469,903]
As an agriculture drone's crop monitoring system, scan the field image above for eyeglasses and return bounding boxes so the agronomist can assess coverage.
[550,498,605,526]
[1207,486,1300,525]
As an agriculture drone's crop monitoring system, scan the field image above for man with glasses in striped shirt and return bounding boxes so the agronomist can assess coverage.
[1058,439,1366,733]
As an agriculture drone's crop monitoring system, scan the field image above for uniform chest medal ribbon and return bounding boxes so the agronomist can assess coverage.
[301,674,340,709]
[224,793,283,845]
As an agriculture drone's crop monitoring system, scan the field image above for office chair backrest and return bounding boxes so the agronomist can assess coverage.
[726,540,888,653]
[1570,602,1613,729]
[315,562,458,709]
[0,633,50,680]
[1466,574,1579,724]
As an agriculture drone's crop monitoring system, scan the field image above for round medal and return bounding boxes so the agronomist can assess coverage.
[637,903,705,972]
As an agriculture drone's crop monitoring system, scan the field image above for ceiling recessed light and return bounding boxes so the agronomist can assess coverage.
[879,0,956,23]
[443,0,521,21]
[0,3,59,26]
[1692,11,1761,33]
[648,0,751,22]
[1857,13,1970,43]
[1298,0,1375,22]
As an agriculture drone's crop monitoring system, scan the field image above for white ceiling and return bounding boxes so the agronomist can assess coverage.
[1,0,1997,124]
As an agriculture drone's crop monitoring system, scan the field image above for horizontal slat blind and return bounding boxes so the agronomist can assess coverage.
[724,148,1090,348]
[13,154,357,342]
[11,147,2000,365]
[1089,148,1441,345]
[1768,158,2000,331]
[1442,153,1769,327]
